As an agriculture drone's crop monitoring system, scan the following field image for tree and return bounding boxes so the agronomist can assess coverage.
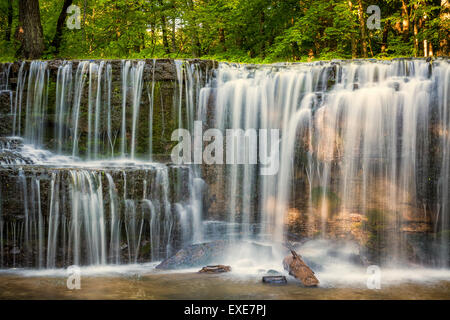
[5,0,12,42]
[0,0,447,62]
[51,0,74,54]
[17,0,44,59]
[439,0,449,55]
[357,0,368,58]
[158,0,171,54]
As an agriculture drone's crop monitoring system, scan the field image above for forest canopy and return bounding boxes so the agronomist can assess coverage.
[0,0,448,62]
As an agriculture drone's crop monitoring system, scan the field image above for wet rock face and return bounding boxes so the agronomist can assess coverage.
[0,137,33,165]
[0,91,12,114]
[0,91,13,136]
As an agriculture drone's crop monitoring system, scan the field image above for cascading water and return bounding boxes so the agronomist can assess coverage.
[0,59,209,268]
[0,58,448,275]
[208,59,450,267]
[0,64,13,116]
[23,61,49,147]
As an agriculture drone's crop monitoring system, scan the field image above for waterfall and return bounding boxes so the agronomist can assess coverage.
[0,164,199,268]
[71,61,90,158]
[0,58,449,270]
[24,61,49,146]
[0,59,210,268]
[208,59,450,266]
[148,59,156,160]
[173,60,206,243]
[55,62,73,154]
[436,61,450,267]
[0,63,11,91]
[0,184,3,267]
[12,62,26,137]
[119,60,145,159]
[130,61,145,159]
[0,63,13,119]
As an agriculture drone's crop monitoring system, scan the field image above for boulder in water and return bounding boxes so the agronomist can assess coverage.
[156,240,273,270]
[267,269,280,275]
[155,240,228,270]
[283,250,319,287]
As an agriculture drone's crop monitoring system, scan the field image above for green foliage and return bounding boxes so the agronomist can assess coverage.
[0,0,448,62]
[0,40,15,62]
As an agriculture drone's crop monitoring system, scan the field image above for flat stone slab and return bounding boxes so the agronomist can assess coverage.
[198,265,231,273]
[262,276,287,285]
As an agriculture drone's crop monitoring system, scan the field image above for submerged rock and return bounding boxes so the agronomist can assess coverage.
[267,269,280,275]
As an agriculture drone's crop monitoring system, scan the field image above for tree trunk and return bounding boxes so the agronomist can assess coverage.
[401,0,410,38]
[413,19,419,57]
[219,27,226,51]
[357,0,368,58]
[18,0,44,59]
[83,0,87,45]
[161,14,170,54]
[291,41,300,61]
[439,0,449,55]
[260,11,265,58]
[348,1,357,59]
[381,20,390,54]
[368,31,374,57]
[5,0,13,41]
[423,13,429,57]
[424,39,428,57]
[51,0,74,54]
[171,18,177,53]
[186,0,202,57]
[158,0,170,54]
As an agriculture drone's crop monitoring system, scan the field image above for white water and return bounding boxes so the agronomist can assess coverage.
[0,58,449,284]
[0,59,208,269]
[210,59,450,268]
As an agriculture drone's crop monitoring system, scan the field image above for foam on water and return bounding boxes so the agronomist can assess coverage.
[1,243,449,288]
